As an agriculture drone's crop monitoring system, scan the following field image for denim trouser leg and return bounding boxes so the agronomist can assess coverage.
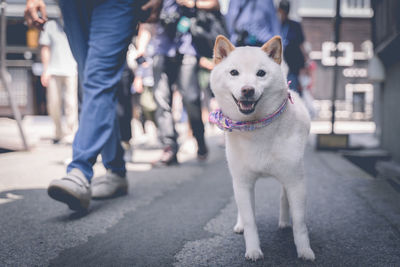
[61,0,136,180]
[58,0,89,107]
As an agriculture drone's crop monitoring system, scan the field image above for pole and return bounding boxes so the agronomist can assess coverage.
[0,0,29,150]
[331,0,341,134]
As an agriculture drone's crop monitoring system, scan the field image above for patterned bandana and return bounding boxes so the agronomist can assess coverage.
[209,92,294,132]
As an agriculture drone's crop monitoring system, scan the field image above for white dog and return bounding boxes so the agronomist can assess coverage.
[209,35,315,261]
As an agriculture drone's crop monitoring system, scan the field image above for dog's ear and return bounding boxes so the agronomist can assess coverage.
[214,35,235,65]
[261,36,282,65]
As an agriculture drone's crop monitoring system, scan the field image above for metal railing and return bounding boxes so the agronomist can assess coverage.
[0,0,29,150]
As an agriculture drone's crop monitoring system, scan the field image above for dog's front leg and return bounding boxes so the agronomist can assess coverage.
[233,179,263,261]
[285,181,315,261]
[234,211,244,234]
[279,185,291,228]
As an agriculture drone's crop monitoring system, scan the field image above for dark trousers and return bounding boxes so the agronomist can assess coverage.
[153,54,205,153]
[117,66,134,142]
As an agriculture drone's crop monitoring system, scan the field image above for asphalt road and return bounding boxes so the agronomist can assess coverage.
[0,137,400,266]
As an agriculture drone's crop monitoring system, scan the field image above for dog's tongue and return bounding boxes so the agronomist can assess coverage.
[239,101,255,111]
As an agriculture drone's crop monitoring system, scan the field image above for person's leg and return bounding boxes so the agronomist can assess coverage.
[117,65,134,162]
[58,0,91,111]
[48,0,136,209]
[48,0,92,211]
[66,0,136,180]
[46,76,63,141]
[63,74,79,138]
[117,65,134,143]
[176,55,207,158]
[153,55,179,153]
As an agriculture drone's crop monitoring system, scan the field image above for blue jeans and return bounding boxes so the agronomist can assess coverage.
[59,0,136,181]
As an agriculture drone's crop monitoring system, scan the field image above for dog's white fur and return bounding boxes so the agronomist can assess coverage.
[210,36,315,261]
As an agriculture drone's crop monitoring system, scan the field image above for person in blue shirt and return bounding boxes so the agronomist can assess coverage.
[225,0,281,47]
[278,0,308,95]
[151,0,219,165]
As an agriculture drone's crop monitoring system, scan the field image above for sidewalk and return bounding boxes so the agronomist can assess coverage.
[0,115,218,192]
[0,116,378,192]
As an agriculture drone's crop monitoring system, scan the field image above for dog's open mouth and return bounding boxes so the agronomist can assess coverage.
[232,95,261,114]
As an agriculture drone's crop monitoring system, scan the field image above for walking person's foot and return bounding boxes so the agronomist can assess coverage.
[197,143,209,161]
[47,168,91,211]
[152,146,178,167]
[197,137,208,161]
[91,170,128,199]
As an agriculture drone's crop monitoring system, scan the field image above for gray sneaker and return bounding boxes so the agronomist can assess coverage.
[47,168,91,211]
[91,170,128,199]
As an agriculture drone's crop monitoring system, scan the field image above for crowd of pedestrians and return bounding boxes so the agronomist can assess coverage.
[24,0,313,211]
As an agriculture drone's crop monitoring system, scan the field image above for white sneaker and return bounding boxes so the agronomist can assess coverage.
[47,168,91,211]
[91,170,128,199]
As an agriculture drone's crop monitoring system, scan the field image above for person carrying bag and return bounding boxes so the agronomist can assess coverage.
[190,0,228,58]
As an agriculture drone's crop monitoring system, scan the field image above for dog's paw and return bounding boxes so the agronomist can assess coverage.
[278,221,291,229]
[245,248,264,261]
[297,247,315,261]
[233,223,244,234]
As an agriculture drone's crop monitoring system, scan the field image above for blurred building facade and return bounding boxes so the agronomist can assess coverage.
[371,0,400,164]
[0,0,59,116]
[296,0,373,121]
[0,0,382,126]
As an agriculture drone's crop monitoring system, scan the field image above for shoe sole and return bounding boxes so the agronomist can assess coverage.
[151,157,179,167]
[91,186,128,200]
[48,185,89,211]
[197,153,208,161]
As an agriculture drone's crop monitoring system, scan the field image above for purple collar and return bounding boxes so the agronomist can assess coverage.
[209,92,294,132]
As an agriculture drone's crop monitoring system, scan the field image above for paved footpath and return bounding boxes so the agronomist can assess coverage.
[0,132,399,266]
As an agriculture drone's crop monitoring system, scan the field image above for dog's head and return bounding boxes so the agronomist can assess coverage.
[210,35,287,121]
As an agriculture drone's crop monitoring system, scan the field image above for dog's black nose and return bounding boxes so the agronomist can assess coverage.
[241,86,255,98]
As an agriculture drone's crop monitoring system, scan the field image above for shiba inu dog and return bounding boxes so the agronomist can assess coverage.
[209,35,315,261]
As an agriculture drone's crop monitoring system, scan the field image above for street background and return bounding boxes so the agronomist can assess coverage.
[1,0,400,266]
[0,118,399,266]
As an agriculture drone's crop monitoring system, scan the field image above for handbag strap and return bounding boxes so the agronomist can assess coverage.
[193,0,221,18]
[193,0,198,12]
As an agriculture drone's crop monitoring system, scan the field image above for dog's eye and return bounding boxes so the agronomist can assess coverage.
[256,70,266,77]
[230,69,239,76]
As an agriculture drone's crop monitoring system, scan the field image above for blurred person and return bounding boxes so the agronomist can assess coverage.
[278,0,308,95]
[135,59,158,127]
[225,0,280,47]
[198,56,216,122]
[299,42,317,118]
[117,65,135,163]
[125,25,159,149]
[39,18,78,144]
[132,24,158,127]
[25,0,162,211]
[151,0,220,165]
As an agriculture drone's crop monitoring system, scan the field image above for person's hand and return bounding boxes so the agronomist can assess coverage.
[24,0,47,30]
[141,0,163,23]
[199,57,215,71]
[176,0,195,8]
[133,77,144,94]
[41,72,50,87]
